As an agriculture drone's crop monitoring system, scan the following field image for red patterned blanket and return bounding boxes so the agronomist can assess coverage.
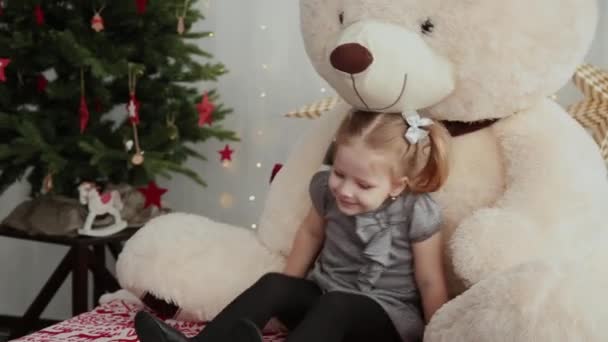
[12,300,286,342]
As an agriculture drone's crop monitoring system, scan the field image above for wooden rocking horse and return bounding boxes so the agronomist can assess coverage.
[78,182,128,236]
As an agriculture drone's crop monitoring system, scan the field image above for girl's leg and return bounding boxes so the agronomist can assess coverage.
[286,291,402,342]
[135,272,321,342]
[194,272,321,340]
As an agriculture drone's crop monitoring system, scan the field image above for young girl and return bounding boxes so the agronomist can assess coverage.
[135,110,451,342]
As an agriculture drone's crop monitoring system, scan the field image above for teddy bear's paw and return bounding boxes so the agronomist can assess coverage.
[449,207,543,286]
[117,213,285,320]
[425,259,607,342]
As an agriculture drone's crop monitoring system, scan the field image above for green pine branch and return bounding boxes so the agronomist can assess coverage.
[0,0,237,197]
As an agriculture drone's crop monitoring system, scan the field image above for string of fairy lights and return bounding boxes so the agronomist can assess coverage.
[210,0,330,229]
[212,1,266,229]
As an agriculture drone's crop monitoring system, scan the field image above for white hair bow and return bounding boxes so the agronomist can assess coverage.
[403,111,433,144]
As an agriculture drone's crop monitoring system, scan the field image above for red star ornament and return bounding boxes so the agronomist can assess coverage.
[218,144,234,162]
[138,181,168,209]
[0,58,10,82]
[79,96,90,133]
[197,92,215,127]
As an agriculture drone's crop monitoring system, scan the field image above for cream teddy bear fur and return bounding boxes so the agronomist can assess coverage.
[117,0,608,340]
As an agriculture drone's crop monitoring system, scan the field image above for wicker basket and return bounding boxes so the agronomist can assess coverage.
[568,64,608,164]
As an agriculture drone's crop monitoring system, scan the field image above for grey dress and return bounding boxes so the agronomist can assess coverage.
[307,171,441,342]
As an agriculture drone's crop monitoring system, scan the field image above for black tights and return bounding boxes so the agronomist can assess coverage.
[193,272,401,342]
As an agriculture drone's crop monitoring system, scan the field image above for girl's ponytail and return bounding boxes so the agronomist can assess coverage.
[408,122,450,193]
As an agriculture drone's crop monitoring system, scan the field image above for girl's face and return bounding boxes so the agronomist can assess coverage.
[329,141,406,216]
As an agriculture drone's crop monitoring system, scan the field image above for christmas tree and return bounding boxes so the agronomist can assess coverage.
[0,0,236,196]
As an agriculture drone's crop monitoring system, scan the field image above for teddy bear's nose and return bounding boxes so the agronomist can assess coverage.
[330,43,374,74]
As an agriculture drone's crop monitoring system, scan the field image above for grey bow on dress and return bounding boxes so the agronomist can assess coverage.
[354,197,406,291]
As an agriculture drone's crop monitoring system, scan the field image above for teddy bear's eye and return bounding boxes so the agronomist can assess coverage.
[421,18,435,34]
[339,12,345,25]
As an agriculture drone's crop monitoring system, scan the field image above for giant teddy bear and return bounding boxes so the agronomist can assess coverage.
[115,0,608,340]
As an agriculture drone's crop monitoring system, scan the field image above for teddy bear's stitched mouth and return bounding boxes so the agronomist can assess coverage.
[351,73,408,112]
[348,71,500,136]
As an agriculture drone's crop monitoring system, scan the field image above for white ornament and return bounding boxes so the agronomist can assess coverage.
[42,68,58,82]
[77,182,128,237]
[125,140,134,151]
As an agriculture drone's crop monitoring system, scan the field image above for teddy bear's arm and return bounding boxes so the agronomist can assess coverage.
[425,250,608,342]
[450,100,608,286]
[256,103,350,256]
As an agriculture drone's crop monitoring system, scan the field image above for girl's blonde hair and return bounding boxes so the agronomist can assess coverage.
[334,111,451,193]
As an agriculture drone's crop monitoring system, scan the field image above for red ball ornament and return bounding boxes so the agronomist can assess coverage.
[0,58,10,83]
[36,74,48,93]
[135,0,148,15]
[34,5,45,26]
[79,96,90,133]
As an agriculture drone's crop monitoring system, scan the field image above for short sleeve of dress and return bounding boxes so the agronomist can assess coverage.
[309,171,330,216]
[408,193,442,243]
